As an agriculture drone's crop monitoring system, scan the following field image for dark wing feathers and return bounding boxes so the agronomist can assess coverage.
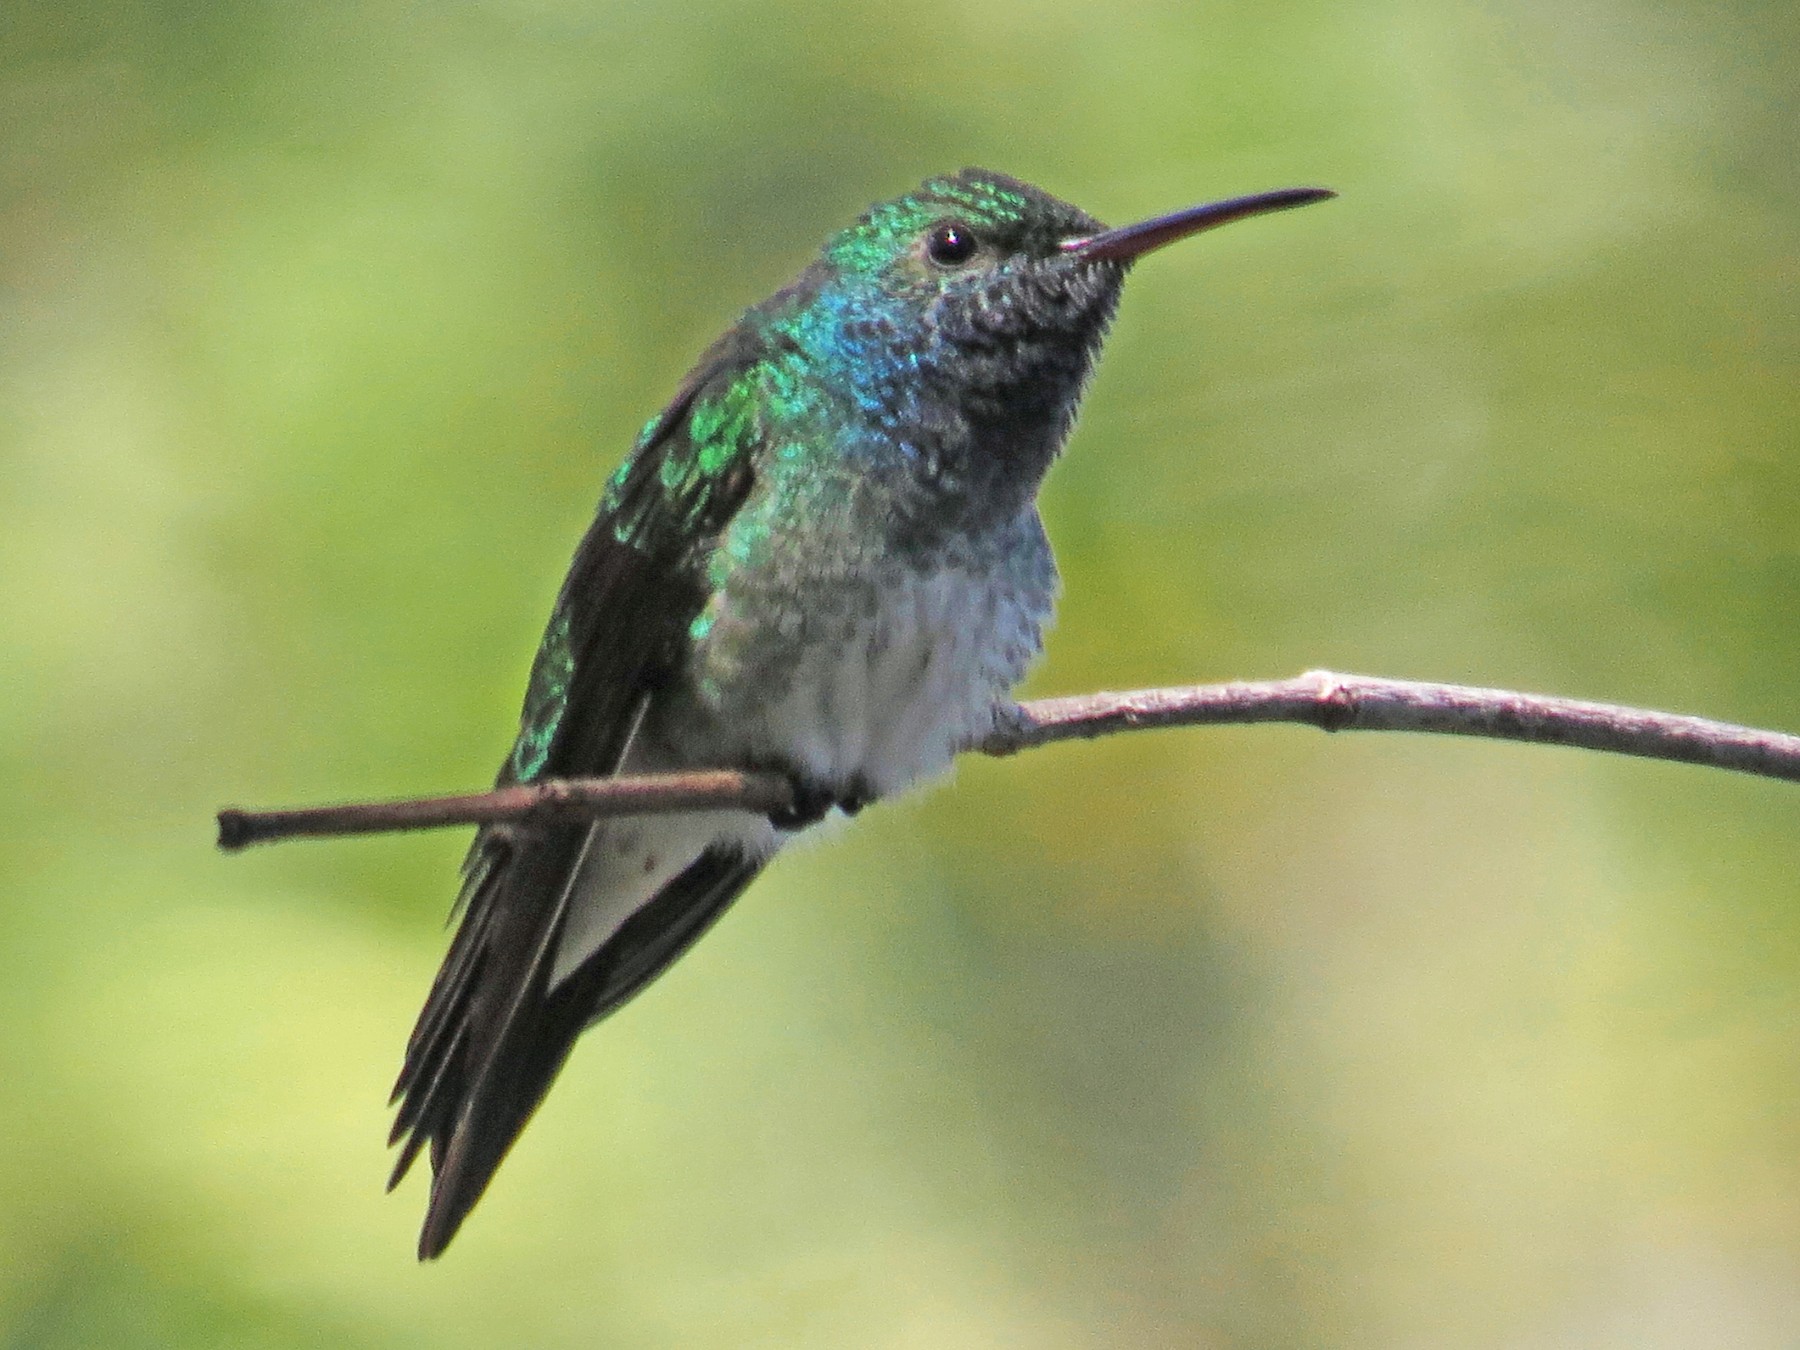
[388,346,765,1258]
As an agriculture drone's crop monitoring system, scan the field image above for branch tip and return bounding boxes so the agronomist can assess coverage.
[217,809,253,851]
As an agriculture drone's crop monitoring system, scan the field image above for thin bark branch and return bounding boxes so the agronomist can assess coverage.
[217,669,1800,851]
[216,770,796,850]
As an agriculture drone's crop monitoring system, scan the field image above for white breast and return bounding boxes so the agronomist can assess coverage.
[745,563,1048,799]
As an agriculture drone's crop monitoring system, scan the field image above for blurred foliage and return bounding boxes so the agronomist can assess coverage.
[3,0,1799,1345]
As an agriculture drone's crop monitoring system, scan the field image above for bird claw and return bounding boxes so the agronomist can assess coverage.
[767,778,871,830]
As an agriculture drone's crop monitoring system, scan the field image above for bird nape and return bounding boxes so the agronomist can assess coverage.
[386,167,1333,1258]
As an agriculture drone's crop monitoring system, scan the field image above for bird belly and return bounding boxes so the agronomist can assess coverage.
[697,556,1054,800]
[776,574,999,792]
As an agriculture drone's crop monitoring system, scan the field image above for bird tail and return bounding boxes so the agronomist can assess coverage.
[388,821,762,1259]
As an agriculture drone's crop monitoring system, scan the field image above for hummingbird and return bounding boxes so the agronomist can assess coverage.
[387,168,1333,1257]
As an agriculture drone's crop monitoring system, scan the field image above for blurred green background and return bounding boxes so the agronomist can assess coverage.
[4,0,1799,1345]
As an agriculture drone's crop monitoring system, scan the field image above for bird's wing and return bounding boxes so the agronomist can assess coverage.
[388,344,767,1259]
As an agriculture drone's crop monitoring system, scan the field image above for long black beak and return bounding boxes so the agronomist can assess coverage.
[1061,187,1335,264]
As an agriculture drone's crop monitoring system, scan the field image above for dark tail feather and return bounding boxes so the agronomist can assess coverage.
[387,825,584,1203]
[391,825,763,1261]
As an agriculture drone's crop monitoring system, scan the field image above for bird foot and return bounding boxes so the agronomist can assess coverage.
[767,778,871,830]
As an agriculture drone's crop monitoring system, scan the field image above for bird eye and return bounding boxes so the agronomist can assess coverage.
[925,221,979,267]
